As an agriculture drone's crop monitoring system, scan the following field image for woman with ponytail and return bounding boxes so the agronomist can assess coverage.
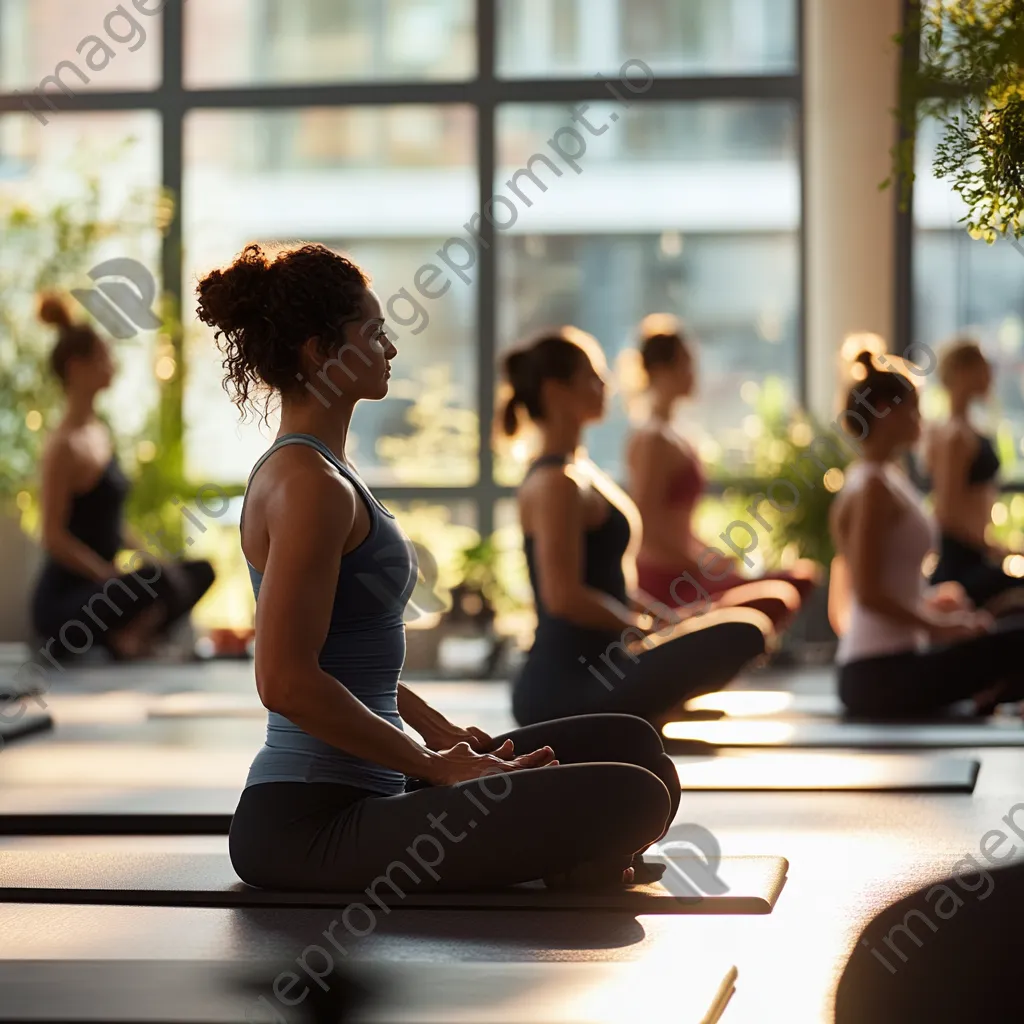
[502,326,771,729]
[625,315,817,627]
[202,243,678,895]
[924,338,1024,613]
[30,296,214,662]
[830,350,1024,717]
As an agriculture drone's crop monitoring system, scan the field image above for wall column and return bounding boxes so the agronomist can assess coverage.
[804,0,905,420]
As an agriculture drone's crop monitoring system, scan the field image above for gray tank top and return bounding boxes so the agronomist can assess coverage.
[242,434,417,794]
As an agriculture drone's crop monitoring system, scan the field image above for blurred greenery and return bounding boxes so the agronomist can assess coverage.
[0,140,179,536]
[893,0,1024,241]
[375,364,477,485]
[712,376,851,567]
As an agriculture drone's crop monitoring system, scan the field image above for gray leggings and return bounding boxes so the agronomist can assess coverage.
[229,714,677,892]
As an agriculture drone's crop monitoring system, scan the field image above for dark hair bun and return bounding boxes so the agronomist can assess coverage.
[854,350,875,369]
[195,242,370,418]
[38,294,73,329]
[195,243,271,337]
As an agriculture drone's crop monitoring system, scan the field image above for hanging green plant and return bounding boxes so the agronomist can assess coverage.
[893,0,1024,241]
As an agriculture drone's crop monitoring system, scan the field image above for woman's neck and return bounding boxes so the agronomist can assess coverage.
[648,386,676,424]
[538,421,582,460]
[63,390,97,428]
[279,395,356,466]
[859,437,899,464]
[949,391,973,420]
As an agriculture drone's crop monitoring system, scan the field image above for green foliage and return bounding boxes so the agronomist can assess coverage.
[456,536,511,610]
[714,381,851,567]
[0,141,169,522]
[893,0,1024,240]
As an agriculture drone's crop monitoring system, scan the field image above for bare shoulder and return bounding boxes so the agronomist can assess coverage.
[41,431,74,470]
[257,445,358,531]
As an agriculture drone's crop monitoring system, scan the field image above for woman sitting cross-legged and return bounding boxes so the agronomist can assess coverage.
[503,326,772,731]
[625,314,817,631]
[197,243,679,893]
[830,351,1024,719]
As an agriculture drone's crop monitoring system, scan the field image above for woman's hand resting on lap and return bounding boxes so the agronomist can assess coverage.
[425,740,558,786]
[927,609,994,644]
[420,721,496,753]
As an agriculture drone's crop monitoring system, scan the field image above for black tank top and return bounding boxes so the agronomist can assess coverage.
[522,454,631,629]
[62,456,130,565]
[968,433,1000,485]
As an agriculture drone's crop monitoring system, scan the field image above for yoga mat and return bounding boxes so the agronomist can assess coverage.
[0,959,738,1024]
[663,718,1024,749]
[0,787,238,835]
[0,711,52,746]
[673,753,980,792]
[684,690,985,722]
[0,849,787,914]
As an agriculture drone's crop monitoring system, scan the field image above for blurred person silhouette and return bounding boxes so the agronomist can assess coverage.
[623,314,818,630]
[30,295,214,663]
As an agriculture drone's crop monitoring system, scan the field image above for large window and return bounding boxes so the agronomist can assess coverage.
[1,0,804,631]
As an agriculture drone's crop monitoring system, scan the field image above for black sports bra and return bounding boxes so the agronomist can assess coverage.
[967,433,1000,486]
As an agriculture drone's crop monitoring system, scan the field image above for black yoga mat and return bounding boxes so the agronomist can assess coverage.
[673,753,980,792]
[0,787,238,835]
[663,717,1024,750]
[0,849,787,914]
[0,711,52,747]
[0,959,739,1024]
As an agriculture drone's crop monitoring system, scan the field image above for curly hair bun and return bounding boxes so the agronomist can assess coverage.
[38,294,73,329]
[195,243,271,336]
[195,241,371,417]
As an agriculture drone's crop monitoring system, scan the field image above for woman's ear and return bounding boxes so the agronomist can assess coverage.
[299,335,324,376]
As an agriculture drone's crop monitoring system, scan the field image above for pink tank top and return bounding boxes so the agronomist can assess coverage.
[835,462,938,664]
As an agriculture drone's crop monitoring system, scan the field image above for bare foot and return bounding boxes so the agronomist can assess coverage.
[109,604,165,660]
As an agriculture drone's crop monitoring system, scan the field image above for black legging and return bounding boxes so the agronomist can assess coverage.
[512,616,767,726]
[229,714,678,892]
[931,533,1024,608]
[839,615,1024,717]
[836,859,1024,1022]
[32,558,215,663]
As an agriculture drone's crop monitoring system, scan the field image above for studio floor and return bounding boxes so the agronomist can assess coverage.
[0,650,1020,1023]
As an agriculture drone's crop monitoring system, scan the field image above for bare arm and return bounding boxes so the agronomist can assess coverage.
[627,430,692,562]
[39,440,118,582]
[529,470,643,632]
[930,428,974,537]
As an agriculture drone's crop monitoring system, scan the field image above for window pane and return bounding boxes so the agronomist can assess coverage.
[498,0,797,78]
[0,112,162,452]
[183,106,478,486]
[0,0,161,94]
[186,0,475,87]
[495,101,800,483]
[913,116,1024,482]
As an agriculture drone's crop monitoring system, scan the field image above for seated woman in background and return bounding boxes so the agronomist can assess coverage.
[925,339,1024,614]
[31,296,215,663]
[830,351,1024,719]
[503,326,771,729]
[625,315,817,629]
